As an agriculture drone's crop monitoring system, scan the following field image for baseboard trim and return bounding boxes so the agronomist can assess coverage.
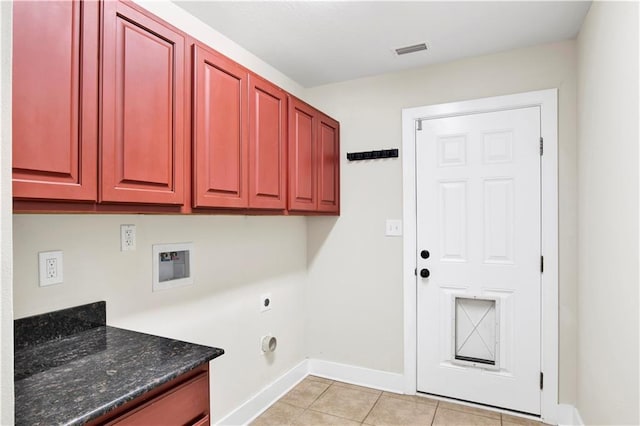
[214,359,405,425]
[307,359,405,394]
[556,403,583,426]
[215,359,582,426]
[215,360,309,426]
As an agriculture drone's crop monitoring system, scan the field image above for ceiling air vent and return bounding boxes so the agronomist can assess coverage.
[395,43,428,56]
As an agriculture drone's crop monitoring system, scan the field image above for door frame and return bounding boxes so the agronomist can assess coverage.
[401,89,558,423]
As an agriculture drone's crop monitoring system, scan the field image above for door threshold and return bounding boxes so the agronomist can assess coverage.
[416,391,541,420]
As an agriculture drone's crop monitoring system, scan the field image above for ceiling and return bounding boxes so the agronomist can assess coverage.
[174,1,591,88]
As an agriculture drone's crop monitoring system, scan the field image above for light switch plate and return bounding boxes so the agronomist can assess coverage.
[38,251,63,286]
[385,219,403,236]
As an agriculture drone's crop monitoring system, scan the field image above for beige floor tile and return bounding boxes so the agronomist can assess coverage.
[363,394,437,425]
[251,402,305,426]
[501,413,545,426]
[293,410,361,426]
[331,381,383,395]
[437,401,501,420]
[433,407,501,426]
[306,375,334,385]
[309,383,381,422]
[382,391,438,406]
[280,377,332,408]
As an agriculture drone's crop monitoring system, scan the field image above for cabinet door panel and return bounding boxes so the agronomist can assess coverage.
[249,74,286,209]
[101,1,185,204]
[317,115,340,213]
[193,45,248,208]
[288,98,316,211]
[12,0,98,201]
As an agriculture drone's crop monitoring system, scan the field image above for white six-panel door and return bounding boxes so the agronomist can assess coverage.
[416,107,541,414]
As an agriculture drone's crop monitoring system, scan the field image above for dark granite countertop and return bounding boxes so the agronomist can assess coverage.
[14,302,224,426]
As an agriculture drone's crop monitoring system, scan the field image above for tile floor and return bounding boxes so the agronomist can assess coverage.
[251,376,548,426]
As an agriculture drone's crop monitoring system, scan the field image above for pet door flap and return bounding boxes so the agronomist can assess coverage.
[452,296,500,369]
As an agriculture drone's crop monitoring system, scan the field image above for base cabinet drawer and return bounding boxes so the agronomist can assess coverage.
[108,373,208,426]
[89,364,210,426]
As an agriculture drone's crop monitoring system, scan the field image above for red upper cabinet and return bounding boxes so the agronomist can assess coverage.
[192,44,248,209]
[12,1,339,215]
[288,97,340,214]
[288,98,316,212]
[248,74,287,210]
[317,114,340,213]
[100,1,185,205]
[12,0,99,201]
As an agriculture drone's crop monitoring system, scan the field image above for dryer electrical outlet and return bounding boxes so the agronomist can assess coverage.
[260,294,272,312]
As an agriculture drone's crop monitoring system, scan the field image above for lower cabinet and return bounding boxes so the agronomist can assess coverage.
[89,364,210,426]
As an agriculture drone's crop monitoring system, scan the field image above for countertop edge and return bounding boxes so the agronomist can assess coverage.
[73,350,224,425]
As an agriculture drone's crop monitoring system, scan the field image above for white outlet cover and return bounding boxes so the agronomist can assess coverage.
[385,219,403,236]
[120,224,136,251]
[38,251,63,286]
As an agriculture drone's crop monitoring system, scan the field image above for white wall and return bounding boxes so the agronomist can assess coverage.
[304,40,579,404]
[0,1,13,424]
[576,2,639,424]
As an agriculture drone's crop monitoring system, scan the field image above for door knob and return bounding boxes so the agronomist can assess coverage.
[420,250,430,259]
[420,268,430,278]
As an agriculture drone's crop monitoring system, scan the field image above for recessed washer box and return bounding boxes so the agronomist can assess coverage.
[152,243,194,291]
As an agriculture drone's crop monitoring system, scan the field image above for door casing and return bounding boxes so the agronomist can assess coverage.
[401,89,558,423]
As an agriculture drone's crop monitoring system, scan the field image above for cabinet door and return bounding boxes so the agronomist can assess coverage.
[193,45,248,208]
[287,97,316,212]
[101,1,185,204]
[248,74,287,210]
[317,114,340,213]
[12,0,98,201]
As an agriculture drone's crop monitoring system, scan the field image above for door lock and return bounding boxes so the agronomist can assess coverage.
[420,250,430,259]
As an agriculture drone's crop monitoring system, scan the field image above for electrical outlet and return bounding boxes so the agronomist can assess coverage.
[385,219,402,236]
[38,251,63,286]
[121,224,136,251]
[260,294,272,312]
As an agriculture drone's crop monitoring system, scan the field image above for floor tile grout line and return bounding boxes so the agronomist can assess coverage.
[306,406,370,424]
[260,377,536,426]
[438,404,502,421]
[431,399,439,426]
[359,390,383,424]
[309,379,334,408]
[307,379,382,424]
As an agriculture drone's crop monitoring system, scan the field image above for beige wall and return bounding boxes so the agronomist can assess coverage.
[576,2,639,424]
[14,1,639,422]
[304,40,579,404]
[9,1,309,423]
[13,215,308,422]
[0,1,13,424]
[134,0,304,97]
